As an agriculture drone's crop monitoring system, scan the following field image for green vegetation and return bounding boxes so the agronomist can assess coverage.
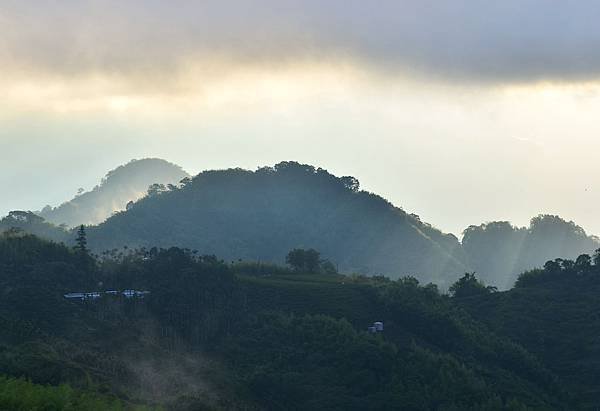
[449,272,497,298]
[3,162,598,290]
[1,232,594,409]
[84,161,467,287]
[0,376,140,411]
[285,247,337,274]
[455,252,600,409]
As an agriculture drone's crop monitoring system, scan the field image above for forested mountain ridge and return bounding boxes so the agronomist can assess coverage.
[3,160,598,289]
[87,161,468,287]
[0,232,580,409]
[37,158,189,227]
[463,216,599,289]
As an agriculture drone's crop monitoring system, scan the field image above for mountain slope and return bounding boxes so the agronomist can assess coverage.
[455,257,600,409]
[463,216,599,289]
[88,162,468,286]
[0,233,575,409]
[5,159,600,289]
[38,158,189,227]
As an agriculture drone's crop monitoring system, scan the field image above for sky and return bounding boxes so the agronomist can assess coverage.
[2,0,600,236]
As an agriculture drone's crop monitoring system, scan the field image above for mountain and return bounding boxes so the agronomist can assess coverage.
[4,160,600,290]
[37,158,189,227]
[87,161,468,287]
[0,233,575,409]
[462,215,600,289]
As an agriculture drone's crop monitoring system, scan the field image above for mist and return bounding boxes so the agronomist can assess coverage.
[4,2,600,235]
[3,76,600,236]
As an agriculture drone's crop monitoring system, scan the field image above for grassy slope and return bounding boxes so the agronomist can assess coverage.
[240,273,380,327]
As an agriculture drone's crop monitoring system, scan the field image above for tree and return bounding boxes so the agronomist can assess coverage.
[2,227,24,238]
[75,225,88,253]
[575,254,592,271]
[285,248,321,273]
[449,273,496,298]
[561,259,575,270]
[340,176,360,192]
[147,183,166,197]
[7,211,44,224]
[593,248,600,266]
[286,248,306,271]
[304,249,321,273]
[543,259,562,274]
[320,260,338,275]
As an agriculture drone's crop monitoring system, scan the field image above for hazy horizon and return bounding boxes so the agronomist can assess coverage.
[1,155,597,238]
[3,1,600,237]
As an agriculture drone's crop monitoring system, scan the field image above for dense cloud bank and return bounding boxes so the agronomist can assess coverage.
[3,0,600,82]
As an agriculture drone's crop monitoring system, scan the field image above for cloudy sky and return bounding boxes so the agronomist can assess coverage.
[2,0,600,236]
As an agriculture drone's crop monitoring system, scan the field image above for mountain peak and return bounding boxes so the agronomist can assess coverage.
[38,158,189,227]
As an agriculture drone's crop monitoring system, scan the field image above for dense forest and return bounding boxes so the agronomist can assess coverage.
[84,161,468,287]
[38,158,189,227]
[1,231,600,409]
[456,252,600,409]
[4,160,597,289]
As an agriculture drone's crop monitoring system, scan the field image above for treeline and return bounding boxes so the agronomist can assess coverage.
[516,249,600,288]
[3,162,599,290]
[85,161,468,287]
[463,215,599,289]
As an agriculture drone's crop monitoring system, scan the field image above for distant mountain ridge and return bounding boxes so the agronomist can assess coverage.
[88,161,468,286]
[463,216,600,289]
[37,158,189,227]
[2,159,599,289]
